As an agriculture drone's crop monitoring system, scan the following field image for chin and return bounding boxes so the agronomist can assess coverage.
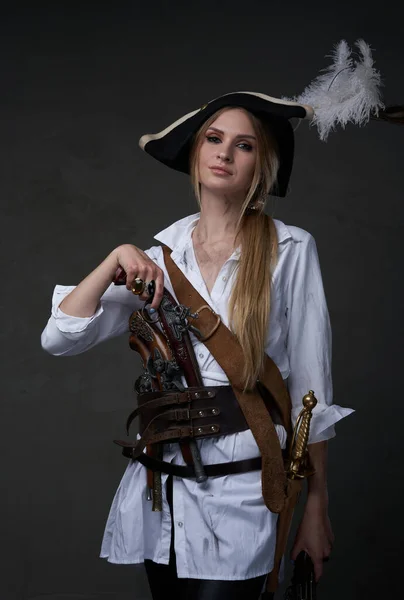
[200,175,236,193]
[205,184,236,197]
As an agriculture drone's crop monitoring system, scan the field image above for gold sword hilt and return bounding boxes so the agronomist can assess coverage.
[286,390,317,480]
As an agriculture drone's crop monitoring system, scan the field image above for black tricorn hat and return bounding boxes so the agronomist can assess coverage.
[139,91,313,197]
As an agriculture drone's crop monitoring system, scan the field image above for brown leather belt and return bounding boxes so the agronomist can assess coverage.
[138,385,248,436]
[115,384,286,478]
[129,384,282,433]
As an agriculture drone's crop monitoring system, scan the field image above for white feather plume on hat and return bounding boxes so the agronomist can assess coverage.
[286,39,385,141]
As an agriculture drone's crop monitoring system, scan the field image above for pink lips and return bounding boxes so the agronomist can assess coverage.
[209,166,232,175]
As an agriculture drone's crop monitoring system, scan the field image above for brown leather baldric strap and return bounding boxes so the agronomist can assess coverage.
[162,244,292,514]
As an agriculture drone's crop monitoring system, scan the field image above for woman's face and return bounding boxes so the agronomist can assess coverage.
[197,108,257,196]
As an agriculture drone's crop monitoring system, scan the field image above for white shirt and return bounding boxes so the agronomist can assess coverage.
[41,213,354,580]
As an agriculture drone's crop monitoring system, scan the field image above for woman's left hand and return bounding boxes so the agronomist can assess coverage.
[290,499,335,582]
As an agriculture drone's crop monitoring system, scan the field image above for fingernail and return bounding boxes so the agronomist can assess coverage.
[149,308,156,314]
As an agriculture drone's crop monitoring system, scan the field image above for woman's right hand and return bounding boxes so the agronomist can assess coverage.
[113,244,165,310]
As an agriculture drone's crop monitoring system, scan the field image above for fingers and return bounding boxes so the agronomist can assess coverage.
[150,272,164,310]
[127,269,164,310]
[290,547,323,582]
[290,547,331,583]
[313,557,323,582]
[115,245,164,308]
[290,544,303,562]
[125,265,147,291]
[112,266,126,285]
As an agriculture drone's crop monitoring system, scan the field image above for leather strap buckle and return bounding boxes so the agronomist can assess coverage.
[192,305,221,342]
[175,408,191,420]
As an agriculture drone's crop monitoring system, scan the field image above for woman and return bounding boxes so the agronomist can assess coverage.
[41,92,353,600]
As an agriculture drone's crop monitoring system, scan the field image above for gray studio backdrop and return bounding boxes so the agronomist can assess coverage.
[1,3,403,600]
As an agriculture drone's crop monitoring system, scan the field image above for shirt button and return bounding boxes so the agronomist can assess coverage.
[178,521,183,527]
[199,353,204,358]
[222,276,227,281]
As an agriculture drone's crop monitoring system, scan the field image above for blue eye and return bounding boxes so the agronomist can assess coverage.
[206,135,220,143]
[205,135,253,151]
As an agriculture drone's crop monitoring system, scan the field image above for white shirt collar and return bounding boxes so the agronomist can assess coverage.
[153,212,292,262]
[154,212,200,261]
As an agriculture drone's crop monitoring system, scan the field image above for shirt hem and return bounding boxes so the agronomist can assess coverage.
[100,554,273,580]
[174,567,273,580]
[100,554,147,565]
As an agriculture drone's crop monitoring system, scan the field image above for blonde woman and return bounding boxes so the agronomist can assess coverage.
[41,92,353,600]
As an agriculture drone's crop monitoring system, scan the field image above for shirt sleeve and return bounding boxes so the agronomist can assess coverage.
[285,232,354,443]
[40,246,159,357]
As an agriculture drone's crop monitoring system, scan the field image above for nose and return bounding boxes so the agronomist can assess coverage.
[218,150,231,162]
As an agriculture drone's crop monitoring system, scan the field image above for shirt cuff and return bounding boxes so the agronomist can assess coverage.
[292,403,355,444]
[51,285,104,337]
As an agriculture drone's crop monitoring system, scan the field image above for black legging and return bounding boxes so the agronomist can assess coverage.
[144,476,270,600]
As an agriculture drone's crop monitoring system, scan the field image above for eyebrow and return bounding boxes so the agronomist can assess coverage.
[207,126,256,141]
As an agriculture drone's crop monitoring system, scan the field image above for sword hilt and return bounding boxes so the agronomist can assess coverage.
[286,390,317,480]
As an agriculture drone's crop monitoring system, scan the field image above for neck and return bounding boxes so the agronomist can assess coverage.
[194,186,245,245]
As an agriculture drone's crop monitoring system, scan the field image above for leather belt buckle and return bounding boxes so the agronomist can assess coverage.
[192,305,221,342]
[175,408,191,421]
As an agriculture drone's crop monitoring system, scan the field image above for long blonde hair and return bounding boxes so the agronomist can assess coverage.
[189,107,280,389]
